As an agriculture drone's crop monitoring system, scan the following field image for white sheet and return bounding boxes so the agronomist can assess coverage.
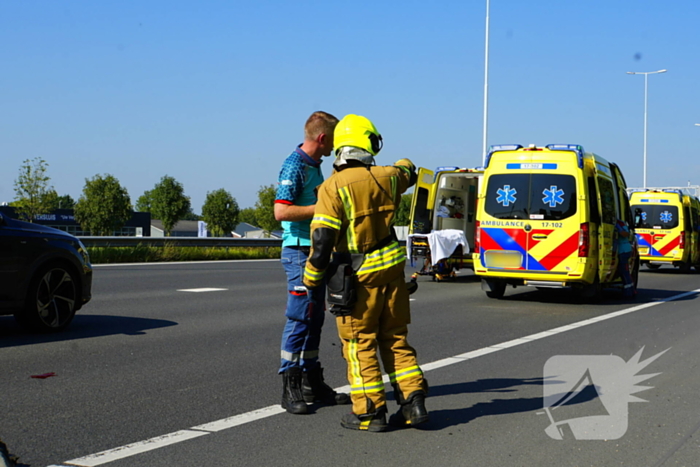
[427,229,469,265]
[407,230,470,266]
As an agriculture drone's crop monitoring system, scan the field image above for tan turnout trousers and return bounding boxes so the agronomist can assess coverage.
[336,274,426,415]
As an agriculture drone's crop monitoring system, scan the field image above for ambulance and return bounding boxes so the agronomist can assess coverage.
[407,166,483,279]
[628,189,700,272]
[474,144,638,300]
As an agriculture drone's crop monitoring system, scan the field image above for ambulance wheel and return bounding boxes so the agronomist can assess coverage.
[645,263,661,270]
[678,262,691,273]
[483,280,506,299]
[578,277,601,302]
[632,258,640,291]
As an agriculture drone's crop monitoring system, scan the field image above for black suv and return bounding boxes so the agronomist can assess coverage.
[0,212,92,332]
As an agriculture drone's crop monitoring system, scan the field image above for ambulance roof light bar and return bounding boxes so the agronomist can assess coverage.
[435,166,459,173]
[485,144,523,168]
[545,144,585,169]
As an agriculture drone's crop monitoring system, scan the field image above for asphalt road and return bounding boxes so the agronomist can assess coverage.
[1,260,699,467]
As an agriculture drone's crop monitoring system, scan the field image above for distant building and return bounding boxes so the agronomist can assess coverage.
[150,220,202,237]
[147,220,282,238]
[0,206,150,236]
[233,222,281,239]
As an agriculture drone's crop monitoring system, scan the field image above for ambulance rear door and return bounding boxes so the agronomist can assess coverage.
[480,160,581,273]
[409,167,436,235]
[631,195,681,260]
[593,168,618,282]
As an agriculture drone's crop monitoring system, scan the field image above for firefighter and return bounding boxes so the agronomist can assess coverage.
[303,114,429,432]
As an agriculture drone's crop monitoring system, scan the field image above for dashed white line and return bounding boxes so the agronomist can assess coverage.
[176,288,228,293]
[59,288,700,467]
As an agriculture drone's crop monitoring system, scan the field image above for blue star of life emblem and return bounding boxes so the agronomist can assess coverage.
[660,211,673,223]
[641,211,647,221]
[542,186,565,208]
[496,185,517,207]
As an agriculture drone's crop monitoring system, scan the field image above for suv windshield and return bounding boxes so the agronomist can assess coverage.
[484,174,577,220]
[632,204,679,229]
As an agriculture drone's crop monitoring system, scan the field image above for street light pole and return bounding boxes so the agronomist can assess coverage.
[481,0,490,167]
[626,69,667,188]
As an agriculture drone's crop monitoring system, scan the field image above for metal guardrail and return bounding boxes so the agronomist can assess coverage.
[78,236,283,248]
[78,236,408,248]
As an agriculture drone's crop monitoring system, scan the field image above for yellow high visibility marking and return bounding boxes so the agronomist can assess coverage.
[357,242,405,275]
[389,365,423,383]
[339,187,359,253]
[350,381,385,394]
[348,339,363,387]
[303,268,324,282]
[312,214,341,230]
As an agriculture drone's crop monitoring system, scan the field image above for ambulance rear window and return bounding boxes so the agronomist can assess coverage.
[631,204,679,229]
[485,174,577,220]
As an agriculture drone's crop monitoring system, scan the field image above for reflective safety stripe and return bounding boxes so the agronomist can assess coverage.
[389,365,423,383]
[356,241,405,275]
[303,268,324,282]
[280,350,299,362]
[301,349,319,360]
[348,339,363,387]
[350,380,385,394]
[339,187,359,253]
[390,176,397,202]
[312,214,341,230]
[281,349,319,362]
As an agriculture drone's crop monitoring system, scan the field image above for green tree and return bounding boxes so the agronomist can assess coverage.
[74,174,132,235]
[13,158,58,222]
[394,193,413,226]
[201,189,240,236]
[181,209,201,221]
[57,194,76,209]
[135,190,153,212]
[254,185,281,236]
[238,207,257,226]
[149,176,191,236]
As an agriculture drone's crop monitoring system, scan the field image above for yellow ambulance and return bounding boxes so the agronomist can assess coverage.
[629,189,700,272]
[407,166,482,279]
[474,144,638,300]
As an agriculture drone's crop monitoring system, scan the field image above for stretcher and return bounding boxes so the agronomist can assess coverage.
[407,230,470,282]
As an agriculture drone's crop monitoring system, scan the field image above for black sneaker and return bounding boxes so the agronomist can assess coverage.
[340,407,388,432]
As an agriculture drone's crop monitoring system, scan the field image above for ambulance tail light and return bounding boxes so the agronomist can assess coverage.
[578,222,590,257]
[680,231,686,249]
[475,221,481,253]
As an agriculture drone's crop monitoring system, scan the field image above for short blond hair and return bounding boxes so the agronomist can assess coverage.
[304,111,339,141]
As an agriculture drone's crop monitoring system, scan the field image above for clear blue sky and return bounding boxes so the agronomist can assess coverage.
[2,1,699,213]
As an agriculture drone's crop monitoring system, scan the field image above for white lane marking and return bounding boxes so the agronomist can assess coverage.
[59,288,700,467]
[191,406,286,432]
[176,288,228,293]
[93,259,278,267]
[65,430,208,466]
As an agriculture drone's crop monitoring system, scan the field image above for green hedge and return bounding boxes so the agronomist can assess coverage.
[88,245,281,264]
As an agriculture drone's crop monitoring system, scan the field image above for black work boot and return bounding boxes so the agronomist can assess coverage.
[281,367,308,415]
[302,366,351,405]
[340,406,388,432]
[389,390,429,427]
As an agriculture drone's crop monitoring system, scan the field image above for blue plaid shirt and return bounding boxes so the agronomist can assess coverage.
[275,146,324,247]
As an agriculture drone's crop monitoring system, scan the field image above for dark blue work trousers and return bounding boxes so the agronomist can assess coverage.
[279,246,326,373]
